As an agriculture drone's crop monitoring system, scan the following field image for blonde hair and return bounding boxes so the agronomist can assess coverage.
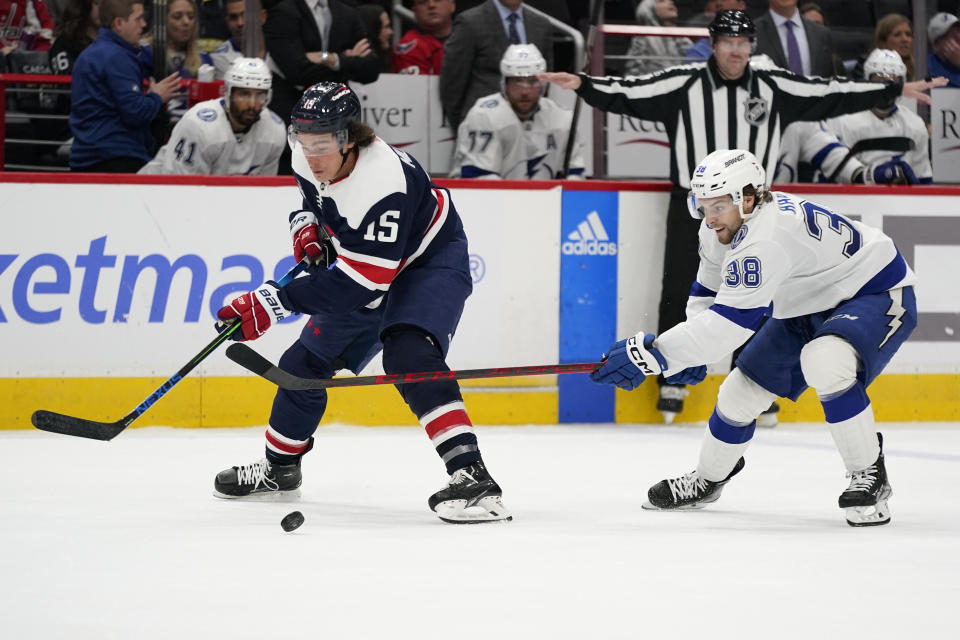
[874,13,914,81]
[168,0,201,76]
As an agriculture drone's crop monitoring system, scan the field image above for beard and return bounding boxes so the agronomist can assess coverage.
[230,105,261,128]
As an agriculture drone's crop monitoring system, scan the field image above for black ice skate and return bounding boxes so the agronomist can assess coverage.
[428,461,512,524]
[839,432,892,527]
[213,458,303,500]
[643,457,745,510]
[657,384,688,424]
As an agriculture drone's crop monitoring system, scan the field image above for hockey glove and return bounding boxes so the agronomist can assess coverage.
[864,157,919,185]
[664,365,707,386]
[216,282,290,341]
[590,333,667,391]
[290,210,330,268]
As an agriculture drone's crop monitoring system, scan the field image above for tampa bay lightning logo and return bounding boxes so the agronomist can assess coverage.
[469,254,486,284]
[197,108,218,122]
[731,224,749,249]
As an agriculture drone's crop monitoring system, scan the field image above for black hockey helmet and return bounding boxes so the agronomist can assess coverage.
[289,82,361,135]
[708,10,757,43]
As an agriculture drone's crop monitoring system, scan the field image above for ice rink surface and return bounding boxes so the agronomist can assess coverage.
[2,422,958,639]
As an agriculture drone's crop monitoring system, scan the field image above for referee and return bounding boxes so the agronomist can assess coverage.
[541,10,945,422]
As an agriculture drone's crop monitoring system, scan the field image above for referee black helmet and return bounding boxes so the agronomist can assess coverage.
[709,10,757,44]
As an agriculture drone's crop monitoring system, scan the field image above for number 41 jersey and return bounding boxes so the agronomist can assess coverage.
[655,191,916,376]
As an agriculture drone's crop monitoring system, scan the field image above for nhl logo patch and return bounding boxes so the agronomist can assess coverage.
[743,97,768,126]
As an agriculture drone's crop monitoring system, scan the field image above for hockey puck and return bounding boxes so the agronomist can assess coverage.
[280,510,304,532]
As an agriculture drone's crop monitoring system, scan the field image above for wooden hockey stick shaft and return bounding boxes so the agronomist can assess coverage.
[30,260,310,441]
[226,343,601,391]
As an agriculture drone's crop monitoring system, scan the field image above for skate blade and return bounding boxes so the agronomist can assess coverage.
[845,500,891,527]
[660,411,678,425]
[212,488,302,502]
[642,500,707,511]
[434,496,513,524]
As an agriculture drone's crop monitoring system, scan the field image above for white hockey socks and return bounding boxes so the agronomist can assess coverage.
[696,369,776,481]
[822,381,880,472]
[800,336,879,471]
[698,409,753,482]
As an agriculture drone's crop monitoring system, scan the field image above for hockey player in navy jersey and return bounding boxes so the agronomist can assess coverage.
[591,149,917,527]
[212,82,511,524]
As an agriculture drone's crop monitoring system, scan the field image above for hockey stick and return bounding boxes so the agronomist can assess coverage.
[226,343,601,390]
[560,0,604,177]
[30,260,310,441]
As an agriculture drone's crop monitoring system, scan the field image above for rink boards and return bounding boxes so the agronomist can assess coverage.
[1,175,958,428]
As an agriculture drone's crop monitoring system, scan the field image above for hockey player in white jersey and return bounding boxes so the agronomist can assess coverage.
[591,149,917,527]
[775,49,931,184]
[139,57,285,175]
[450,44,585,179]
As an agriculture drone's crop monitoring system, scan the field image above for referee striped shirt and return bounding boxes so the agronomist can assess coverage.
[578,57,899,188]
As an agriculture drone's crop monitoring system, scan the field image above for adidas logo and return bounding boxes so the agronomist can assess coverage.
[562,211,618,256]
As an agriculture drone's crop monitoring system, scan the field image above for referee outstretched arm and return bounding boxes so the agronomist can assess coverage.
[540,10,945,188]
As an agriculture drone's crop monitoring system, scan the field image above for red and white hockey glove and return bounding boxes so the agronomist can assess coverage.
[290,210,326,265]
[216,282,290,341]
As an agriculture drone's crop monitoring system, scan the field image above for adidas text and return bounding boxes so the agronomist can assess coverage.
[563,211,617,256]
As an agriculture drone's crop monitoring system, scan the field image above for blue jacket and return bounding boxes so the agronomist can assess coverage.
[928,52,960,88]
[69,28,164,167]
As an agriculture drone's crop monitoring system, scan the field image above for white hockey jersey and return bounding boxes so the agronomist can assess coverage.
[655,191,916,377]
[139,98,285,175]
[776,105,931,184]
[774,120,862,183]
[450,92,585,179]
[824,106,932,183]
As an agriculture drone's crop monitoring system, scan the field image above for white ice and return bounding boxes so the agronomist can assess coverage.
[2,422,958,639]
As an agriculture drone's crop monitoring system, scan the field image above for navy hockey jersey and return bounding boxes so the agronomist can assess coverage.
[281,137,463,315]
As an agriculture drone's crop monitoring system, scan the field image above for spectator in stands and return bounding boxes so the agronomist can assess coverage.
[754,0,838,76]
[685,0,745,62]
[451,43,583,178]
[927,12,960,88]
[210,0,267,79]
[874,13,914,81]
[164,0,208,78]
[625,0,693,76]
[440,0,554,130]
[798,2,824,26]
[263,0,380,128]
[69,0,184,172]
[50,0,100,76]
[139,57,285,174]
[198,0,230,40]
[0,0,55,50]
[357,3,393,72]
[392,0,455,75]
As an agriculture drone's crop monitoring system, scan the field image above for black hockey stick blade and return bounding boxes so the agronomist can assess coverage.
[227,343,602,391]
[31,411,130,442]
